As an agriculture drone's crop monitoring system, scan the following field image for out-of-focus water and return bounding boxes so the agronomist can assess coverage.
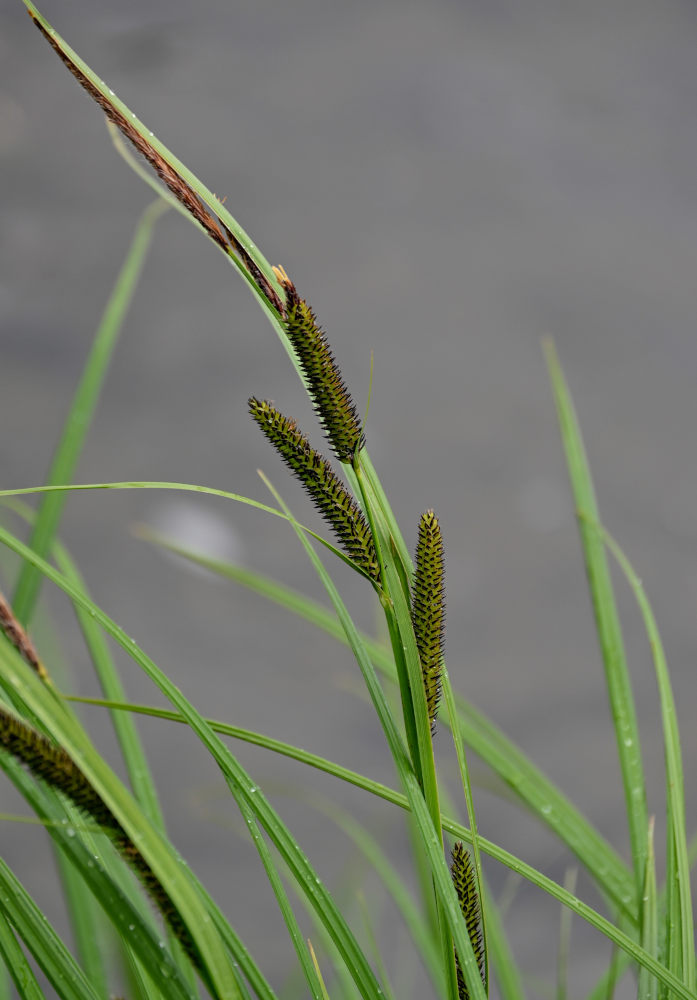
[3,1,697,995]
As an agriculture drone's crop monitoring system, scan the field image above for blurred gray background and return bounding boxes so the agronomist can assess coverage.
[2,1,697,996]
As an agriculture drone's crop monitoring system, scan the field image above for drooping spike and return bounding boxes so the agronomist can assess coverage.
[249,398,379,582]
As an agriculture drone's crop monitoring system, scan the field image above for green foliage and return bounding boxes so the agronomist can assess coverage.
[1,5,695,1000]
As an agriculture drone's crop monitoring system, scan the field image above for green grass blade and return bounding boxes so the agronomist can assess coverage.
[307,792,446,998]
[481,876,526,1000]
[136,534,636,923]
[638,819,658,1000]
[543,340,648,906]
[56,857,110,999]
[12,199,168,626]
[356,892,396,1000]
[556,868,577,1000]
[599,524,694,991]
[0,483,361,578]
[0,908,44,1000]
[236,797,325,1000]
[0,857,101,1000]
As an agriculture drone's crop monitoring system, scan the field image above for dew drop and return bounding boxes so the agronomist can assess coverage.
[541,804,552,816]
[66,827,75,838]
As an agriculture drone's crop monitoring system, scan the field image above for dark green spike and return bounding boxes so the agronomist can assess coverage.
[411,509,446,734]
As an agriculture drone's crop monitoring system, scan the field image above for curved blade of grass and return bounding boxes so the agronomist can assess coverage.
[260,472,486,1000]
[0,525,384,1000]
[0,857,101,1000]
[598,523,694,991]
[556,868,577,1000]
[356,892,396,1000]
[0,484,366,582]
[236,796,325,1000]
[61,693,697,1000]
[480,876,526,1000]
[57,854,110,999]
[638,819,658,1000]
[543,339,647,907]
[0,908,44,1000]
[12,199,168,627]
[306,791,446,998]
[134,534,636,923]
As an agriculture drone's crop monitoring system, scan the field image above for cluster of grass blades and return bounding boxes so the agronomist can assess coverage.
[1,3,695,998]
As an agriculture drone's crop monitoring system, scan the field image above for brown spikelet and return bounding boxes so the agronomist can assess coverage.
[0,591,47,680]
[0,706,203,974]
[411,511,445,735]
[272,268,364,463]
[27,12,283,315]
[450,842,485,1000]
[249,398,379,582]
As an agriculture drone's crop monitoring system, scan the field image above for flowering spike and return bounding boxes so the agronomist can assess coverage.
[249,398,379,582]
[411,510,445,734]
[274,269,364,463]
[450,841,485,1000]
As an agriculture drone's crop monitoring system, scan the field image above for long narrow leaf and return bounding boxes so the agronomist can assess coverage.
[0,857,101,1000]
[544,340,648,907]
[599,524,694,990]
[236,797,325,1000]
[13,199,168,626]
[0,908,44,1000]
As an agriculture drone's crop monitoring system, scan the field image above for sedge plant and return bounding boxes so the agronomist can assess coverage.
[0,4,695,999]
